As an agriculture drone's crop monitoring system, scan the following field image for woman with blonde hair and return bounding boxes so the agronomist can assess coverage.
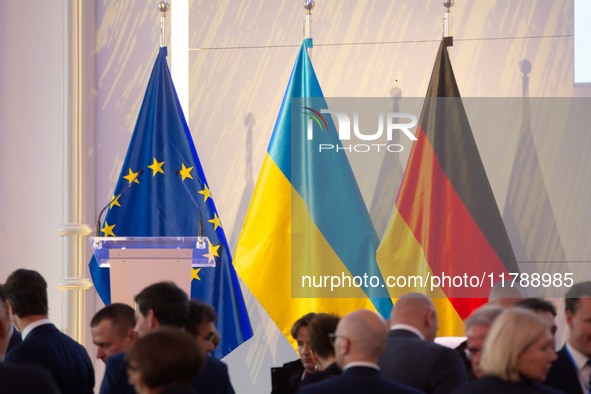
[452,308,563,394]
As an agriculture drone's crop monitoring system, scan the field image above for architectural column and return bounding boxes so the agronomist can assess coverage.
[57,0,96,345]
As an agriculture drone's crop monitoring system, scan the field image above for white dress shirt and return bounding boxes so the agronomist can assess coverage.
[21,318,51,340]
[390,323,425,340]
[343,361,381,371]
[566,341,591,394]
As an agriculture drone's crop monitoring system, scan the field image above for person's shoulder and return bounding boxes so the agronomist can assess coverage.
[0,362,61,393]
[386,378,425,394]
[106,351,128,369]
[532,382,568,394]
[450,376,497,394]
[301,367,424,394]
[205,355,229,373]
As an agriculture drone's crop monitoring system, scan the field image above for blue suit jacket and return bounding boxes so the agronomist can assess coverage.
[192,355,235,394]
[0,362,62,394]
[6,325,22,354]
[101,352,234,394]
[4,323,94,394]
[300,366,425,394]
[100,351,135,394]
[378,329,467,394]
[544,347,583,394]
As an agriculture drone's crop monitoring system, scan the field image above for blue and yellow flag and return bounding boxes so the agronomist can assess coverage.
[234,39,392,350]
[89,47,252,358]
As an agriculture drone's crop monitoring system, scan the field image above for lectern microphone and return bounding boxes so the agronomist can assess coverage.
[95,169,144,236]
[174,170,204,238]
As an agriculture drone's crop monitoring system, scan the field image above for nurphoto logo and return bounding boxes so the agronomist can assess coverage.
[303,107,418,153]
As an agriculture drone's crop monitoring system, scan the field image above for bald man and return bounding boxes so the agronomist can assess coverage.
[300,309,423,394]
[487,280,526,308]
[377,293,467,394]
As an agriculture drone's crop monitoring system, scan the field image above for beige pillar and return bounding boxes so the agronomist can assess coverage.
[57,0,96,347]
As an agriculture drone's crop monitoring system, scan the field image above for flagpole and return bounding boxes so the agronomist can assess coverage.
[159,2,169,48]
[442,0,454,46]
[303,0,314,58]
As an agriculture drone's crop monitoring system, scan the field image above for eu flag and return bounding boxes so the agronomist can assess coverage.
[89,47,252,358]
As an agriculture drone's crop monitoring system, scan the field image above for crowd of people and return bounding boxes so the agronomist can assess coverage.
[273,283,591,394]
[0,268,589,394]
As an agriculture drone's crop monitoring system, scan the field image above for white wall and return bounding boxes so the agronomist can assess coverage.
[0,0,65,336]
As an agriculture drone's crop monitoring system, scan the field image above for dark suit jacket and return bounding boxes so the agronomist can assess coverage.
[100,351,135,394]
[544,347,583,394]
[192,355,235,394]
[4,323,94,394]
[6,325,22,354]
[452,375,566,394]
[0,362,62,394]
[299,361,341,390]
[299,366,425,394]
[271,359,305,394]
[454,340,476,381]
[377,329,467,394]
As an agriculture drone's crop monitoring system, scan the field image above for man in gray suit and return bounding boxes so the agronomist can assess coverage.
[377,293,467,394]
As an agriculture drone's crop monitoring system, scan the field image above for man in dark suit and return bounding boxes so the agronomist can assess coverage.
[545,281,591,394]
[0,357,62,393]
[377,293,467,394]
[0,284,21,361]
[100,281,191,394]
[187,299,235,394]
[91,303,137,364]
[3,269,94,394]
[300,309,423,394]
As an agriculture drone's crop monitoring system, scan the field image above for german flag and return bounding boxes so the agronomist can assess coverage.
[377,38,519,335]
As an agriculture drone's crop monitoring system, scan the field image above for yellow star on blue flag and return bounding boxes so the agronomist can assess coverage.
[89,47,251,359]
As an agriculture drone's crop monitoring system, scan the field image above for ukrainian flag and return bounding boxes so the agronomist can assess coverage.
[234,39,392,350]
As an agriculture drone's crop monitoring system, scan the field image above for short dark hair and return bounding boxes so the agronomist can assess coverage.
[127,328,203,388]
[91,303,136,337]
[4,269,48,317]
[187,300,216,336]
[291,312,316,340]
[565,281,591,314]
[134,282,189,329]
[0,284,6,304]
[308,313,340,358]
[513,298,556,317]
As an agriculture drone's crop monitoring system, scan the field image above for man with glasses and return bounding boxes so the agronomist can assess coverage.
[188,299,234,394]
[462,305,504,380]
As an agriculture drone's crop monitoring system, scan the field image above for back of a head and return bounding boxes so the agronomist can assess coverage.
[91,303,136,336]
[480,308,548,382]
[390,293,436,338]
[488,281,526,307]
[134,282,189,329]
[127,328,204,389]
[308,313,340,359]
[341,309,387,363]
[565,281,591,314]
[187,299,217,336]
[4,269,48,317]
[513,298,556,317]
[464,305,504,332]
